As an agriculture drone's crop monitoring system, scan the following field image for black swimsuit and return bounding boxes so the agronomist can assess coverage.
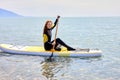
[43,19,58,50]
[43,19,75,51]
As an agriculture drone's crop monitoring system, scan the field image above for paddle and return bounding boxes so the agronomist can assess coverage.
[47,17,59,61]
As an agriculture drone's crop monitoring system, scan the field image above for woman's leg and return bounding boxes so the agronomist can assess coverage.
[51,40,61,51]
[56,38,75,51]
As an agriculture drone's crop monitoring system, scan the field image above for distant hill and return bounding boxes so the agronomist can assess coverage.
[0,8,22,17]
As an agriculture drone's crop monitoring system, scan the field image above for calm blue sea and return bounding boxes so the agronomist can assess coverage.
[0,17,120,80]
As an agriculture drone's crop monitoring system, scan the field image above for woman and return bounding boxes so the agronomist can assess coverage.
[43,16,75,51]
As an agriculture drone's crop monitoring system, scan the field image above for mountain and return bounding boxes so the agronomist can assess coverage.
[0,8,22,17]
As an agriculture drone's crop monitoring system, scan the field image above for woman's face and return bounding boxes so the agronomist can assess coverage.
[47,22,52,29]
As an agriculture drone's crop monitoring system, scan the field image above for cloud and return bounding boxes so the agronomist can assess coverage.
[0,0,120,17]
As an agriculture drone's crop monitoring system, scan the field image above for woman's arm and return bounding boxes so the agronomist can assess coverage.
[51,16,60,29]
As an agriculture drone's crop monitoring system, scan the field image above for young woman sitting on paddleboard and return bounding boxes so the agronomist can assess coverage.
[43,16,75,51]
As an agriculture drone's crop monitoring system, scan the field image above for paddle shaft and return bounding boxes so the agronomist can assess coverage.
[49,19,59,59]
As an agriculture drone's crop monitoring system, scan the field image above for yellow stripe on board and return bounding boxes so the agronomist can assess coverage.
[25,46,45,52]
[58,52,71,57]
[58,47,71,57]
[25,46,69,54]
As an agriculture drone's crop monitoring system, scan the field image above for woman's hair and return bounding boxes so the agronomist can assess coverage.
[43,20,52,35]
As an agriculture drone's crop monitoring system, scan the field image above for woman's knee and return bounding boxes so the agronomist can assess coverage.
[56,38,61,41]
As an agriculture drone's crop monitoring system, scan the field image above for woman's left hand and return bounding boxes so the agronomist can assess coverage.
[57,15,60,19]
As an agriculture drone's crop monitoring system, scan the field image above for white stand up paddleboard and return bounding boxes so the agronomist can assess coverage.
[0,44,102,57]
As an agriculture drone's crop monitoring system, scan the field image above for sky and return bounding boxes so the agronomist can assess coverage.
[0,0,120,17]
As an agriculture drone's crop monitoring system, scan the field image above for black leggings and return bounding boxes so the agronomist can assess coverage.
[53,38,75,51]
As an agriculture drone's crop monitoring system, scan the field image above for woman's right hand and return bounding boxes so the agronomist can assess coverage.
[52,41,56,46]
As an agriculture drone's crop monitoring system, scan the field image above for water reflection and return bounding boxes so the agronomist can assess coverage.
[0,52,12,57]
[41,57,71,80]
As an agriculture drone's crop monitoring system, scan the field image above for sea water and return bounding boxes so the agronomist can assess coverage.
[0,17,120,80]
